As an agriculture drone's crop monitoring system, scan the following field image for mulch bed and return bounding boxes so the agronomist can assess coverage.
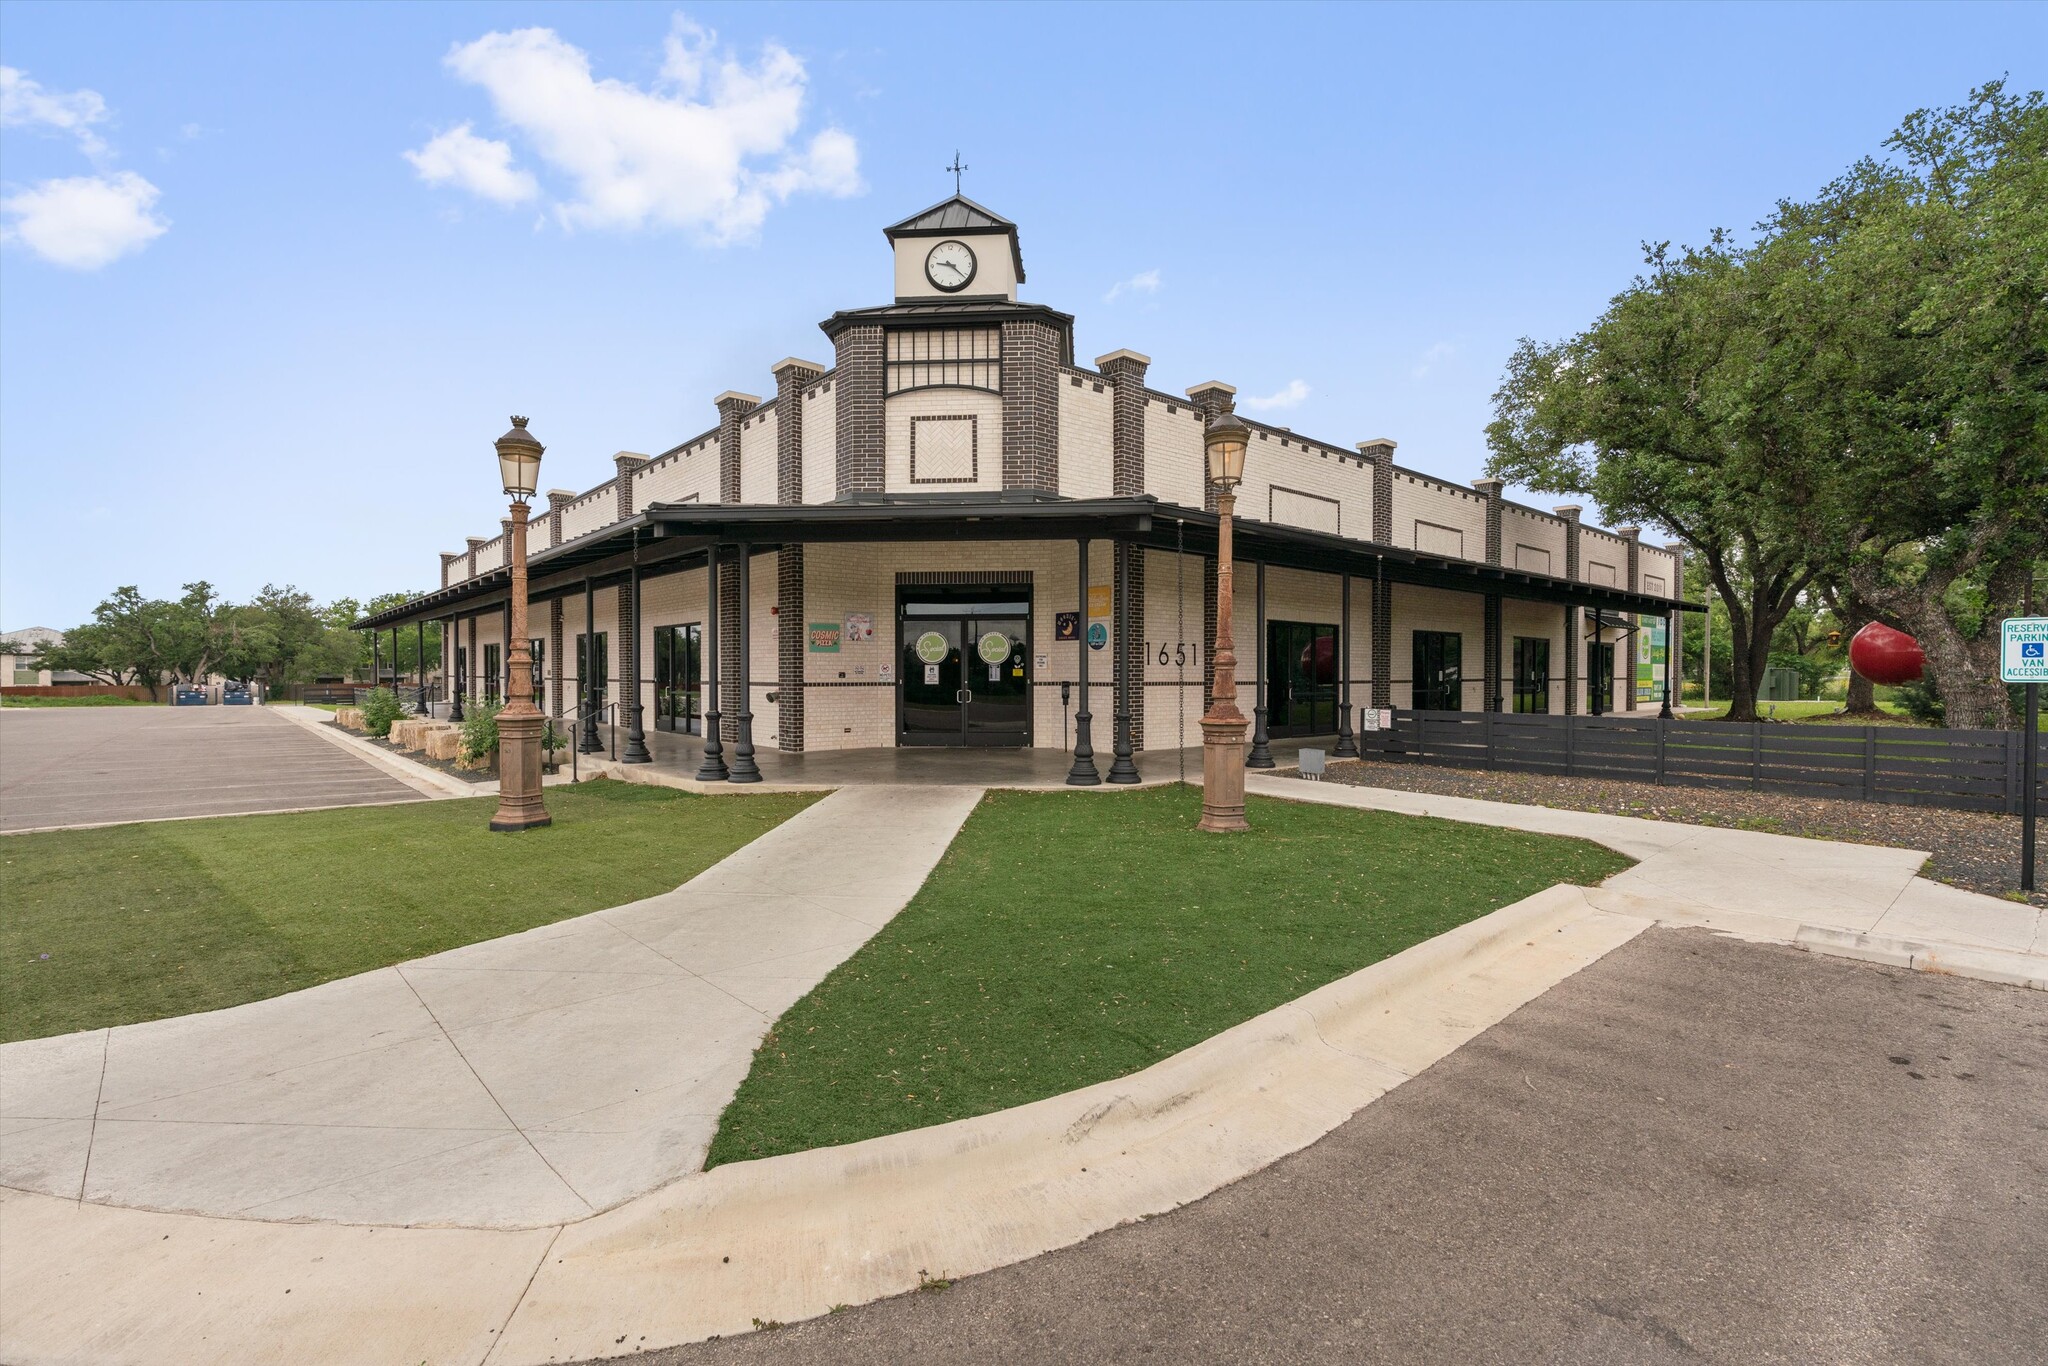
[326,721,496,786]
[1298,758,2043,907]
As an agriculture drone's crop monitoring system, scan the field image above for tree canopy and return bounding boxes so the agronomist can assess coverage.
[1486,81,2046,726]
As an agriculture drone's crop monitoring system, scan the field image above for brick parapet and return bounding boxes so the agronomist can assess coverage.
[1097,350,1151,497]
[715,392,761,504]
[1473,478,1504,565]
[773,358,825,506]
[1000,319,1061,494]
[1358,440,1397,545]
[832,325,885,497]
[614,455,649,520]
[1186,383,1236,515]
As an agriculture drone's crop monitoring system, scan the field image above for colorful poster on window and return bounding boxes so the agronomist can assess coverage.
[1637,614,1666,703]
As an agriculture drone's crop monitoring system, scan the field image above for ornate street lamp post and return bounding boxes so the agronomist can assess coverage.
[1198,410,1252,834]
[490,416,552,832]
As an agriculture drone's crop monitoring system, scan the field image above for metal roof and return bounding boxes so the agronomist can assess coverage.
[354,496,1700,630]
[881,195,1025,282]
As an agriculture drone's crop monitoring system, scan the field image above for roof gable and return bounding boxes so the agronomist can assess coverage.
[883,195,1016,236]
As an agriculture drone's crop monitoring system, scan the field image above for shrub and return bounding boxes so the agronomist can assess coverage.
[460,700,503,764]
[360,688,404,738]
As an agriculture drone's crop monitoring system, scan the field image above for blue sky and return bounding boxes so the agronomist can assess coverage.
[1,1,2038,629]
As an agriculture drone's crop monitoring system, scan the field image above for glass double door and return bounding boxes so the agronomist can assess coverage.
[654,624,700,733]
[1266,620,1339,735]
[899,604,1030,747]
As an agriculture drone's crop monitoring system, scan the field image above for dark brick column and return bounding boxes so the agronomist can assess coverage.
[1187,382,1237,515]
[440,553,458,590]
[772,360,821,753]
[715,392,760,504]
[777,546,804,751]
[467,537,484,580]
[1475,478,1504,712]
[1371,570,1393,709]
[773,358,824,504]
[615,453,647,519]
[1202,554,1219,711]
[719,547,741,742]
[546,489,574,547]
[548,598,563,717]
[1557,506,1582,716]
[1000,319,1060,494]
[1114,541,1146,753]
[1359,439,1397,545]
[1617,526,1641,710]
[1098,350,1150,496]
[1359,442,1397,710]
[832,325,884,498]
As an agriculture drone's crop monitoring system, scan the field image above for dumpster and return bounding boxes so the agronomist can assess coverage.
[173,686,208,706]
[221,682,254,706]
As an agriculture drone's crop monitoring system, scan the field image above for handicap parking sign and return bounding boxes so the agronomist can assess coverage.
[2002,617,2048,683]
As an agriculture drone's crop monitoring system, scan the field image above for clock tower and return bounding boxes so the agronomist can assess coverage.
[884,195,1025,303]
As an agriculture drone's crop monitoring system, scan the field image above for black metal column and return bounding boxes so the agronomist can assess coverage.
[697,550,729,781]
[1246,561,1275,768]
[1335,573,1358,757]
[579,579,601,751]
[729,544,761,782]
[622,555,650,763]
[415,622,427,712]
[1107,538,1140,783]
[1484,593,1503,712]
[1590,608,1605,715]
[371,630,381,693]
[450,618,466,721]
[1067,537,1101,785]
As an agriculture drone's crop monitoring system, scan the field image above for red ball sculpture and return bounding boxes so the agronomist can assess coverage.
[1848,622,1925,686]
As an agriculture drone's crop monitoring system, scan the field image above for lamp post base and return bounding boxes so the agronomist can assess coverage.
[491,709,552,831]
[1197,715,1250,833]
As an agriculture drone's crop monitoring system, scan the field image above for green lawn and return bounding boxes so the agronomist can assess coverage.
[0,780,818,1043]
[1682,700,1919,723]
[0,695,157,708]
[705,786,1631,1167]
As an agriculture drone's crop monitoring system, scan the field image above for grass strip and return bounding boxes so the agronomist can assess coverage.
[0,780,818,1043]
[707,785,1630,1166]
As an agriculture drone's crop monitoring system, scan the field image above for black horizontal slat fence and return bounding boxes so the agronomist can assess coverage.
[1355,711,2046,814]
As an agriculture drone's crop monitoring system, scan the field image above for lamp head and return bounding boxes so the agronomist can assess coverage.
[496,415,544,503]
[1204,409,1250,491]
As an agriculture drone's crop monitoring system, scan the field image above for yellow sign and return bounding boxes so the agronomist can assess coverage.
[1088,584,1112,619]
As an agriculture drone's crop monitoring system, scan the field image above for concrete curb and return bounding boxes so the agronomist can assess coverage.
[270,704,482,800]
[1793,926,2048,990]
[0,885,1651,1366]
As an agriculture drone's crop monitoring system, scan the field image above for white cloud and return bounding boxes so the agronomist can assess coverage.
[1240,379,1310,412]
[1,171,167,269]
[1104,268,1160,303]
[413,16,861,241]
[1410,341,1455,380]
[404,123,538,205]
[0,66,111,160]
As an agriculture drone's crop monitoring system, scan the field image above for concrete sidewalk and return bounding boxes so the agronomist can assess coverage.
[1249,773,2047,981]
[0,785,983,1228]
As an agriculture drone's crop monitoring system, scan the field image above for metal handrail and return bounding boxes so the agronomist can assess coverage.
[553,700,617,782]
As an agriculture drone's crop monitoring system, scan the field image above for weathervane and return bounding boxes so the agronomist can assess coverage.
[946,151,968,195]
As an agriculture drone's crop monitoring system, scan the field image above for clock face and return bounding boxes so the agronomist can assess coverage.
[924,239,977,292]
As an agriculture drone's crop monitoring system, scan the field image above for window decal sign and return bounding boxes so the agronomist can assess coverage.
[977,631,1009,665]
[914,631,950,665]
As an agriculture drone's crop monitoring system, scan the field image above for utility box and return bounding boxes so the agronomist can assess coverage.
[1759,667,1802,701]
[1298,747,1327,780]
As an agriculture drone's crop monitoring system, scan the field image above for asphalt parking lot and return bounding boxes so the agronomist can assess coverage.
[615,929,2048,1366]
[0,705,423,832]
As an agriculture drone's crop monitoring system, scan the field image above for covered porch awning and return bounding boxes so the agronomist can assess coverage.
[354,495,1701,630]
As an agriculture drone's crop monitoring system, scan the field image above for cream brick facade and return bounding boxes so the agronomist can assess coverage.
[394,194,1689,762]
